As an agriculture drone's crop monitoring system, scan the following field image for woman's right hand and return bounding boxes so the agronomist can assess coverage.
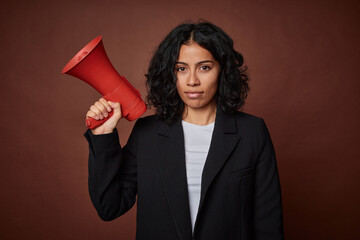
[86,98,122,135]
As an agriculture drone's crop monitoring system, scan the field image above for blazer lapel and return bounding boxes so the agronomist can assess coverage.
[155,108,241,239]
[157,119,192,240]
[198,107,241,213]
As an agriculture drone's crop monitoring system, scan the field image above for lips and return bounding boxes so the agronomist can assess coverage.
[185,91,203,99]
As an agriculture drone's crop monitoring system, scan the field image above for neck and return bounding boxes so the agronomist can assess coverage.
[182,101,217,125]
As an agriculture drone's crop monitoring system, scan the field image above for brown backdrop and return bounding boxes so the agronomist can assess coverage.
[0,0,359,239]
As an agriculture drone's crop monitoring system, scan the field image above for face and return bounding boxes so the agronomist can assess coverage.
[175,42,220,112]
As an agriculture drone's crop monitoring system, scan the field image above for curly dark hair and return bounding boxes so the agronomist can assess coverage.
[145,21,249,123]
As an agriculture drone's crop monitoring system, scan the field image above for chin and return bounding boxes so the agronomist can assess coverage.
[183,100,215,110]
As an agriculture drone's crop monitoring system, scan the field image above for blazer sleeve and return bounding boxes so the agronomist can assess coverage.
[84,119,141,221]
[253,119,284,240]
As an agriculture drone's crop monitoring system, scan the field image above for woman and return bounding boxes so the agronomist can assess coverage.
[84,22,284,240]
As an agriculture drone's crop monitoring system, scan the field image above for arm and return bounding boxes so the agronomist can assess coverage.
[83,98,139,221]
[253,119,284,239]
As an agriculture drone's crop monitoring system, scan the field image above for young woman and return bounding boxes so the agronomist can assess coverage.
[84,22,284,240]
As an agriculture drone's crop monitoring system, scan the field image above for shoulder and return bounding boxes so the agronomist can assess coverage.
[233,111,270,139]
[131,114,161,134]
[124,114,161,151]
[234,111,266,128]
[135,114,159,127]
[234,111,263,121]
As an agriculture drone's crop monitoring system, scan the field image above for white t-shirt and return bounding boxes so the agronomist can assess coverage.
[181,120,215,231]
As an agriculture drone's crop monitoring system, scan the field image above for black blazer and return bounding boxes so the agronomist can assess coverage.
[84,108,284,240]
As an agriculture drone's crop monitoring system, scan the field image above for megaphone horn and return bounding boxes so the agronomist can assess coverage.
[62,36,147,129]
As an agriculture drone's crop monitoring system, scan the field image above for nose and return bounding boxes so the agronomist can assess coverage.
[186,71,200,86]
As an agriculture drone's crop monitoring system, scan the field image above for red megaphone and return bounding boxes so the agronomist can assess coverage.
[62,36,147,129]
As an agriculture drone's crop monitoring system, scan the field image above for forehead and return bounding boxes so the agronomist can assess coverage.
[177,43,215,62]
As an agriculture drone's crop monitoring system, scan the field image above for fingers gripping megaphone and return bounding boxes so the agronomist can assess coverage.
[62,36,147,129]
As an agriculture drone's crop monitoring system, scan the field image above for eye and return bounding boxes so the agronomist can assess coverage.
[175,66,186,72]
[199,65,211,71]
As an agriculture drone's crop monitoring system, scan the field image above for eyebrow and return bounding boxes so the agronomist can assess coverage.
[175,60,214,66]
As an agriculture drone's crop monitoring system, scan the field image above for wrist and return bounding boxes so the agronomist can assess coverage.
[91,128,114,135]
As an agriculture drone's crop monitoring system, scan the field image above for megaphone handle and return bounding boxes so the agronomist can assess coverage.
[85,111,115,129]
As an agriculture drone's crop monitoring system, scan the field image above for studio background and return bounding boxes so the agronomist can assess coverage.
[0,0,359,239]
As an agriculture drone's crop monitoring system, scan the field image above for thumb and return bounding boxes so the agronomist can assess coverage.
[108,101,122,117]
